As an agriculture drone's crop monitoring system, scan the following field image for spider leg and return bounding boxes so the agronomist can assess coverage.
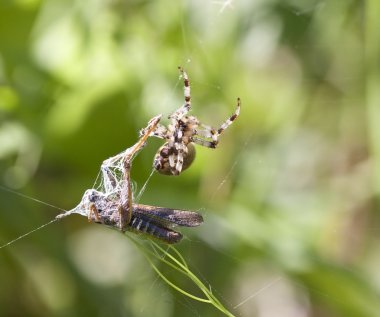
[179,67,191,110]
[118,115,162,231]
[127,114,162,159]
[168,67,191,120]
[197,125,215,137]
[215,97,241,138]
[174,142,187,175]
[191,137,218,149]
[193,125,220,147]
[192,98,241,149]
[168,135,176,172]
[168,126,188,175]
[139,123,169,140]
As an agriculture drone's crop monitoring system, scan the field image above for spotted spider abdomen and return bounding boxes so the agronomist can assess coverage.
[154,143,196,176]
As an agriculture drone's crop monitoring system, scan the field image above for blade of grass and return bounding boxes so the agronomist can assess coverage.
[127,235,235,317]
[365,0,380,195]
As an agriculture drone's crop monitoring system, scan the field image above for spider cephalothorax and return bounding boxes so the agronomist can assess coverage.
[141,67,241,176]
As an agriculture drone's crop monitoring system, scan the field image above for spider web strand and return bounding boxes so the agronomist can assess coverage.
[233,276,283,309]
[0,218,59,250]
[0,185,67,213]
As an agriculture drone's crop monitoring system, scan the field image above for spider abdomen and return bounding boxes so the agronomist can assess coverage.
[145,68,240,176]
[154,142,196,175]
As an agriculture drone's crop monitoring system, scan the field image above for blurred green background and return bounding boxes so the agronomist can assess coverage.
[1,0,380,316]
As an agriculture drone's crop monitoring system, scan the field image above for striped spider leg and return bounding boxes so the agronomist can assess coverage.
[141,67,241,176]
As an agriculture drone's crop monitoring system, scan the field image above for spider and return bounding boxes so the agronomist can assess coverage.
[57,115,203,244]
[140,67,241,176]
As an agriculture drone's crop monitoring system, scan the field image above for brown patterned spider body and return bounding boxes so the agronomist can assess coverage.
[141,67,241,176]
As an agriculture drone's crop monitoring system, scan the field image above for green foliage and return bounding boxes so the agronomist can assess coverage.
[1,0,379,316]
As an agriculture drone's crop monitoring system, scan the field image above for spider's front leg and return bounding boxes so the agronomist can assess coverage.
[216,97,241,137]
[193,97,241,148]
[139,123,169,140]
[168,66,191,121]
